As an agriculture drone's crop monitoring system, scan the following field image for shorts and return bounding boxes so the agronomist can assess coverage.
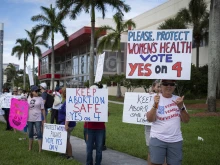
[67,127,74,139]
[149,138,182,165]
[144,125,151,146]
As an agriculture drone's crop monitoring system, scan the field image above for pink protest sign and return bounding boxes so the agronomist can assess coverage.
[9,98,28,131]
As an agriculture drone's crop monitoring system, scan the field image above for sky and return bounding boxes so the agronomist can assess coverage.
[0,0,167,71]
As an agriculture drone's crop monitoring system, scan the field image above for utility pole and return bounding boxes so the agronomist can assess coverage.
[0,23,4,92]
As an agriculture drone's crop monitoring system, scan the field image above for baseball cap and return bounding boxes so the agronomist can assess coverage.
[31,85,40,91]
[39,82,47,89]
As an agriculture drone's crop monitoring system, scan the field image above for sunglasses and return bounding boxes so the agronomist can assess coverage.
[13,91,18,92]
[162,82,175,86]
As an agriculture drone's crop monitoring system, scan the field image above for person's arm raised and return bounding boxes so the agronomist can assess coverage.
[147,93,160,122]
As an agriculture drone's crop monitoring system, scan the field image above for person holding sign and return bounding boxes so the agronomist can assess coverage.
[58,87,76,160]
[84,84,106,165]
[27,85,46,152]
[147,80,190,165]
[2,88,12,131]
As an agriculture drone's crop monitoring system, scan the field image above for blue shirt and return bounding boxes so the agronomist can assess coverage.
[58,101,76,128]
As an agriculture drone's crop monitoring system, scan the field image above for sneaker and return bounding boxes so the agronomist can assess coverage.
[34,136,38,140]
[66,156,74,160]
[59,153,66,157]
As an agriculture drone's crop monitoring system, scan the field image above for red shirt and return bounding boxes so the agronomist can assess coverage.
[84,122,105,129]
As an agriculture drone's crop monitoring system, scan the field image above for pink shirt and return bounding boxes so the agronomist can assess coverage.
[28,97,44,122]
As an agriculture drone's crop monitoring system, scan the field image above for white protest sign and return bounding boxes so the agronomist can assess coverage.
[27,65,34,86]
[42,124,67,153]
[66,88,108,122]
[95,52,105,83]
[123,92,155,125]
[2,94,21,108]
[126,29,192,80]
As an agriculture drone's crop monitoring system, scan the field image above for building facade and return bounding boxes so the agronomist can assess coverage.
[38,0,210,89]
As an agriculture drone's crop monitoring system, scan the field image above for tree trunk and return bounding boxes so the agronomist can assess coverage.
[23,54,26,89]
[33,53,35,85]
[116,46,122,97]
[51,35,55,90]
[208,0,220,112]
[89,6,95,87]
[196,41,200,68]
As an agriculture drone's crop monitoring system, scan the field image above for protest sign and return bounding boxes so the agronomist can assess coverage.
[27,65,34,86]
[9,98,28,130]
[66,88,108,122]
[126,29,192,80]
[123,92,155,125]
[95,52,105,83]
[2,94,21,108]
[42,124,67,153]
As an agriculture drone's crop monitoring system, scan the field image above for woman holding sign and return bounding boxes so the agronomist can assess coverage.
[58,87,76,160]
[27,85,46,152]
[147,80,190,165]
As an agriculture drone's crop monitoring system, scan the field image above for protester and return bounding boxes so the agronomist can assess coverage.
[40,83,54,121]
[51,86,62,124]
[147,79,190,165]
[58,87,76,160]
[2,88,12,131]
[84,83,106,165]
[145,80,161,165]
[27,85,46,152]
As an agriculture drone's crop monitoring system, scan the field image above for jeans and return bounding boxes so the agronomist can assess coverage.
[28,121,42,139]
[86,129,105,165]
[2,108,12,130]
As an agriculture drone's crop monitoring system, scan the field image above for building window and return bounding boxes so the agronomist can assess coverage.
[79,55,86,74]
[72,56,79,75]
[40,56,49,75]
[66,60,72,76]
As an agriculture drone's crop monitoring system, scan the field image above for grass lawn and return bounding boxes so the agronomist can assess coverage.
[0,122,81,165]
[73,103,220,165]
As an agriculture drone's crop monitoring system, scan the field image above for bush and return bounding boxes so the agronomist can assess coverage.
[184,90,196,99]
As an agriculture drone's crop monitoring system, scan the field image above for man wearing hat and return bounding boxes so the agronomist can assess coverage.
[147,79,190,165]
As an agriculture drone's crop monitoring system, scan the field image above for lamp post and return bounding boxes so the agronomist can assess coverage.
[0,23,4,91]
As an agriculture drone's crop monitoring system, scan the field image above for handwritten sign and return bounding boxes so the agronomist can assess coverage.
[9,98,28,130]
[2,94,21,108]
[126,29,192,80]
[27,65,34,86]
[95,52,105,83]
[66,88,108,122]
[42,124,67,153]
[123,92,155,125]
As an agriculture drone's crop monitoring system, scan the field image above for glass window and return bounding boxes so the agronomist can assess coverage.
[79,55,86,74]
[66,53,72,60]
[72,57,79,75]
[87,55,97,74]
[66,60,72,76]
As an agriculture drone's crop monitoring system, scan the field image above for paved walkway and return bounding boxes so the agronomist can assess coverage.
[0,100,147,165]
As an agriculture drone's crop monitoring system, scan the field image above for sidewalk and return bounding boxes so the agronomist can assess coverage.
[0,115,147,165]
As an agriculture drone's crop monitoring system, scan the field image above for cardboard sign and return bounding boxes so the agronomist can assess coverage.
[95,52,105,83]
[27,65,34,86]
[42,124,67,153]
[123,92,155,125]
[9,98,28,130]
[66,88,108,122]
[126,29,192,80]
[2,94,21,108]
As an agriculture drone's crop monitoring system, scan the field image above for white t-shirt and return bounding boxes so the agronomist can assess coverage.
[52,92,62,110]
[149,94,185,143]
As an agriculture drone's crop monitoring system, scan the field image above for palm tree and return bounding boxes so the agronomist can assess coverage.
[176,0,209,68]
[25,29,48,85]
[56,0,131,86]
[208,0,220,112]
[158,16,187,29]
[4,63,17,88]
[31,4,68,90]
[96,12,136,97]
[11,38,31,89]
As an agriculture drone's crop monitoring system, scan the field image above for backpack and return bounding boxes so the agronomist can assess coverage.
[45,93,54,108]
[53,92,62,106]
